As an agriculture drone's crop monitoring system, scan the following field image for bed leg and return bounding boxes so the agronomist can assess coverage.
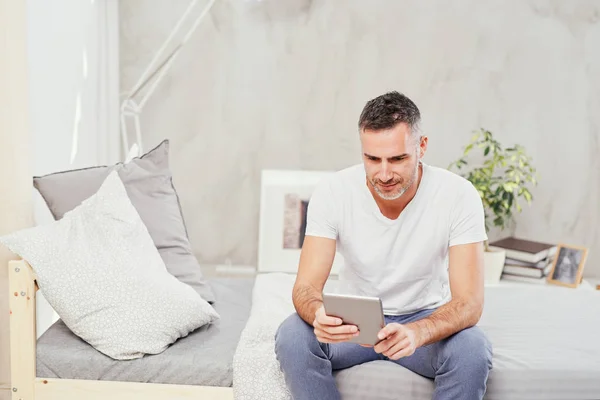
[8,260,36,400]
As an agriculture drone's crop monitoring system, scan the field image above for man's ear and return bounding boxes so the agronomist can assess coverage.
[418,136,428,158]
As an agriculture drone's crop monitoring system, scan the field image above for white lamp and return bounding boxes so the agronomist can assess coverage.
[119,0,217,161]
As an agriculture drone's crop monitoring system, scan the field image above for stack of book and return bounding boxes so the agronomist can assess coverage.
[489,237,557,284]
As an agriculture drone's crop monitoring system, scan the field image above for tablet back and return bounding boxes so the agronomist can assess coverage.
[322,293,385,346]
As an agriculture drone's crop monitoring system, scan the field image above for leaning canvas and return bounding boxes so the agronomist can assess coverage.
[257,169,344,275]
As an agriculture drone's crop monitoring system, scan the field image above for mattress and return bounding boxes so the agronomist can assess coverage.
[36,277,255,387]
[332,284,600,400]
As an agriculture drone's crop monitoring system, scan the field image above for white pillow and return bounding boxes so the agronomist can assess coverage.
[0,171,219,360]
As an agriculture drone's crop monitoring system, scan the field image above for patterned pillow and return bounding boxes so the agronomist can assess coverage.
[33,140,215,303]
[0,171,219,360]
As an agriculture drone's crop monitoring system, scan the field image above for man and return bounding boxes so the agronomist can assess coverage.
[274,91,493,400]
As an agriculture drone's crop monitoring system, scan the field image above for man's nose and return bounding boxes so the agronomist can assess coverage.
[379,162,393,182]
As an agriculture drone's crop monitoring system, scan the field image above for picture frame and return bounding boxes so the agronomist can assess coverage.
[546,243,588,288]
[257,169,344,275]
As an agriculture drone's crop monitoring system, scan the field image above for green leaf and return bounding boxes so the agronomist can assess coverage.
[449,128,538,233]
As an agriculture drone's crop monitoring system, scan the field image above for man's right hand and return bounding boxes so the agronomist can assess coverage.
[312,305,360,343]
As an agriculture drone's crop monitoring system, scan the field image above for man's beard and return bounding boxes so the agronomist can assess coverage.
[371,161,420,201]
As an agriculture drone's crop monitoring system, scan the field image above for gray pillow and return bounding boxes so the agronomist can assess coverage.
[33,139,215,303]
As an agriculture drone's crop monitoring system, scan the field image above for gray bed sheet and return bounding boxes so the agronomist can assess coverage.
[333,284,600,400]
[36,277,255,387]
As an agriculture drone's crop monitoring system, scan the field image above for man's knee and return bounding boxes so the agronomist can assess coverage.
[439,326,493,373]
[275,312,315,360]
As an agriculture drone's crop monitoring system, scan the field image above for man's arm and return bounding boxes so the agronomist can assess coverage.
[292,235,337,325]
[406,241,485,347]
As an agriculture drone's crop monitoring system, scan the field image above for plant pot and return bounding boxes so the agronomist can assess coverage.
[483,246,506,284]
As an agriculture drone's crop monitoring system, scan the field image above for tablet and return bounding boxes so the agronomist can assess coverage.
[322,292,385,346]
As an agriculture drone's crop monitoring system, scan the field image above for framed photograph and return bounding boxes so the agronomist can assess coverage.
[546,244,588,288]
[257,169,344,275]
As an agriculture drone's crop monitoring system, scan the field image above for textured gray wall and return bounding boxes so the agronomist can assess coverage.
[119,0,600,277]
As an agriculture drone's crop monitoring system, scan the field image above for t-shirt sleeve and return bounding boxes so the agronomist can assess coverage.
[304,178,338,240]
[449,181,488,247]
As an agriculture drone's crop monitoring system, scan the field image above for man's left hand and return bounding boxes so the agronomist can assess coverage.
[373,323,419,360]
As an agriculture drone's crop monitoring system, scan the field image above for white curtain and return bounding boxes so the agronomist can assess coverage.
[26,0,121,337]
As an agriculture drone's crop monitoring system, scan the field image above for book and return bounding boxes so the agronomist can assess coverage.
[504,257,549,268]
[501,273,548,284]
[489,237,557,263]
[503,263,552,278]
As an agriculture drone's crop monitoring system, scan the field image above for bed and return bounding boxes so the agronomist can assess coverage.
[9,259,600,400]
[233,272,600,400]
[8,259,253,400]
[36,277,254,386]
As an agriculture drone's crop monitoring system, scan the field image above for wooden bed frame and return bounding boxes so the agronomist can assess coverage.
[8,259,234,400]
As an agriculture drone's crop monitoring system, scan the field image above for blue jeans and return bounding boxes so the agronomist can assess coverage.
[274,308,493,400]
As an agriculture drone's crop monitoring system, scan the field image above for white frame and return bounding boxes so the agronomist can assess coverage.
[257,169,344,275]
[8,259,233,400]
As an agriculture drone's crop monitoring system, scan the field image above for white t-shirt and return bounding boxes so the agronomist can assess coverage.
[305,162,488,315]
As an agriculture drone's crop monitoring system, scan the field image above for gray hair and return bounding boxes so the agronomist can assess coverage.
[358,91,421,138]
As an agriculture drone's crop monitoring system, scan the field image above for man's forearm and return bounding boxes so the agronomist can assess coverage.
[292,282,323,325]
[407,297,482,347]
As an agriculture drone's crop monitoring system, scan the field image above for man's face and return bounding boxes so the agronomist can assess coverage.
[360,122,426,201]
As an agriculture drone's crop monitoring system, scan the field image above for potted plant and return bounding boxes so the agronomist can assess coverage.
[448,128,539,284]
